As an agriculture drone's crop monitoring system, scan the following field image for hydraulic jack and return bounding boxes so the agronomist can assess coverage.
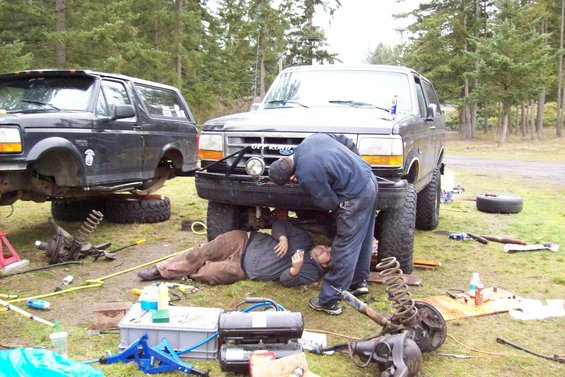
[310,257,448,377]
[97,333,208,376]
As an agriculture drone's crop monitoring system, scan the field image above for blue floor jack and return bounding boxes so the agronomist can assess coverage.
[98,333,208,376]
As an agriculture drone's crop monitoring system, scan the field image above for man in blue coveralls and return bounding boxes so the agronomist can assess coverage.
[269,133,378,315]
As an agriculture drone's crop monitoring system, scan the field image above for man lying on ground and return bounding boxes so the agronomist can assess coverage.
[137,220,331,287]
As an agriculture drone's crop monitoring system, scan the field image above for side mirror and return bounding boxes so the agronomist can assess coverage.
[426,103,437,120]
[113,104,136,119]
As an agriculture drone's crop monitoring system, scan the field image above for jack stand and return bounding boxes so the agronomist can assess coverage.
[99,333,209,376]
[0,231,29,274]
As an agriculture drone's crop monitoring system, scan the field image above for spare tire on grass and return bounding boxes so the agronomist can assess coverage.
[104,196,171,223]
[476,193,523,214]
[51,199,105,222]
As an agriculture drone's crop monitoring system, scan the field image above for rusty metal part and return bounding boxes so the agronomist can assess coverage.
[34,210,111,263]
[496,337,565,364]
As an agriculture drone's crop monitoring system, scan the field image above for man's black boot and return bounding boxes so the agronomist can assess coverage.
[137,266,162,281]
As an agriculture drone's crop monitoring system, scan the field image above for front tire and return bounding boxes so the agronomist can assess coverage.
[376,184,417,274]
[206,201,241,241]
[416,167,441,230]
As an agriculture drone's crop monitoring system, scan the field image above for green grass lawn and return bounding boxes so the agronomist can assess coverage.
[1,133,564,377]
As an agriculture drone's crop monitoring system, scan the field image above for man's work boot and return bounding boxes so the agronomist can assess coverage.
[348,281,369,297]
[137,266,162,281]
[309,297,343,315]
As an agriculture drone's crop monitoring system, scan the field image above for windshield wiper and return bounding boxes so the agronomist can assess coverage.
[21,100,60,111]
[266,99,309,108]
[329,100,389,112]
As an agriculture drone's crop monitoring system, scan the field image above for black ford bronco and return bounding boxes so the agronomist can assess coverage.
[195,65,445,272]
[0,69,198,223]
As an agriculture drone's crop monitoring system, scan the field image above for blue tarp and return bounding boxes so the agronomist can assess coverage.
[0,348,104,377]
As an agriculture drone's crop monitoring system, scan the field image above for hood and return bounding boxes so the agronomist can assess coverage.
[0,111,93,127]
[203,107,407,135]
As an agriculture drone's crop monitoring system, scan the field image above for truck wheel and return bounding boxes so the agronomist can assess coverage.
[476,193,523,214]
[104,196,171,223]
[376,184,416,274]
[206,201,241,241]
[51,199,105,222]
[416,166,441,230]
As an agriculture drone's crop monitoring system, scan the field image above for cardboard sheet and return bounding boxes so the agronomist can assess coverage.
[418,288,523,321]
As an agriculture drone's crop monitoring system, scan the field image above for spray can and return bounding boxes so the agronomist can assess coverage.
[27,298,51,310]
[469,272,481,297]
[390,94,398,115]
[474,284,484,305]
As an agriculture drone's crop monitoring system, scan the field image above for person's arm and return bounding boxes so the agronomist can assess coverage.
[271,220,288,257]
[328,133,360,155]
[279,258,323,287]
[288,250,304,276]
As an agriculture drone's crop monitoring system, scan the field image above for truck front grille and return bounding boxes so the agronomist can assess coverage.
[225,132,309,174]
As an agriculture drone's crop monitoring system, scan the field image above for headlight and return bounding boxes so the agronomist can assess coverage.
[358,136,403,167]
[245,157,265,178]
[198,133,223,160]
[0,128,22,153]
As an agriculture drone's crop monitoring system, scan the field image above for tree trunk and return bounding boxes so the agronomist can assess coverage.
[175,0,184,89]
[557,0,564,137]
[530,98,537,140]
[535,17,547,139]
[55,0,65,66]
[520,102,526,137]
[499,102,511,146]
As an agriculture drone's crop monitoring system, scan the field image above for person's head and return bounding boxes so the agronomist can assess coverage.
[269,156,295,185]
[311,244,331,269]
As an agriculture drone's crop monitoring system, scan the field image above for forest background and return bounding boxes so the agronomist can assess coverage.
[1,0,564,145]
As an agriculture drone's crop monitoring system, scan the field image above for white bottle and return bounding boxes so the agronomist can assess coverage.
[469,272,481,297]
[158,283,169,311]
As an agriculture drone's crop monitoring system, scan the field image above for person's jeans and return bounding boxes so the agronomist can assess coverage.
[318,176,378,306]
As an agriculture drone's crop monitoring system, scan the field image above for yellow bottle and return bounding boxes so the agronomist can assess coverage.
[157,283,169,311]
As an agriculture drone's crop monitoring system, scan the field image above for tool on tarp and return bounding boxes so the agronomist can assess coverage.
[496,337,565,364]
[504,242,559,253]
[95,332,209,376]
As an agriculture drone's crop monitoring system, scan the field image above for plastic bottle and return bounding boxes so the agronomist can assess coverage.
[27,298,51,310]
[158,283,169,311]
[390,95,398,115]
[469,272,481,297]
[289,367,304,377]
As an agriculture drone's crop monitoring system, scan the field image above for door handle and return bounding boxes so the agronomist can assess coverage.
[132,125,141,130]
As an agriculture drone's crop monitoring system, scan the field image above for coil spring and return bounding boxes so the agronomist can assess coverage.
[75,209,104,244]
[376,256,418,326]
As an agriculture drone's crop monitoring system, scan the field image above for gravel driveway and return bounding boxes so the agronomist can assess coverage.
[444,154,565,186]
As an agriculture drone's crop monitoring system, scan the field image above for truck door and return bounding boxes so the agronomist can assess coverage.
[94,79,143,183]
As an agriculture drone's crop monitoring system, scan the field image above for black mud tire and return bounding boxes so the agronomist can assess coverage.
[376,184,417,274]
[51,199,105,222]
[416,166,441,230]
[206,201,241,241]
[476,193,523,214]
[104,197,171,223]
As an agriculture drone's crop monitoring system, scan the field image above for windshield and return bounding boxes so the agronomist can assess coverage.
[263,69,412,112]
[0,76,96,113]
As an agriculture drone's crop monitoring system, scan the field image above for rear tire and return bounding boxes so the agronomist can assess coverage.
[104,196,171,223]
[416,167,441,230]
[51,199,105,222]
[206,201,241,241]
[376,184,416,274]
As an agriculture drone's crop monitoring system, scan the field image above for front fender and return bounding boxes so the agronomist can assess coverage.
[26,137,84,163]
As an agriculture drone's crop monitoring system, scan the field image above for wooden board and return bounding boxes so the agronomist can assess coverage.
[418,288,523,321]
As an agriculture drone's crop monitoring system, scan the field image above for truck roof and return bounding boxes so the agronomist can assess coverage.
[0,69,180,92]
